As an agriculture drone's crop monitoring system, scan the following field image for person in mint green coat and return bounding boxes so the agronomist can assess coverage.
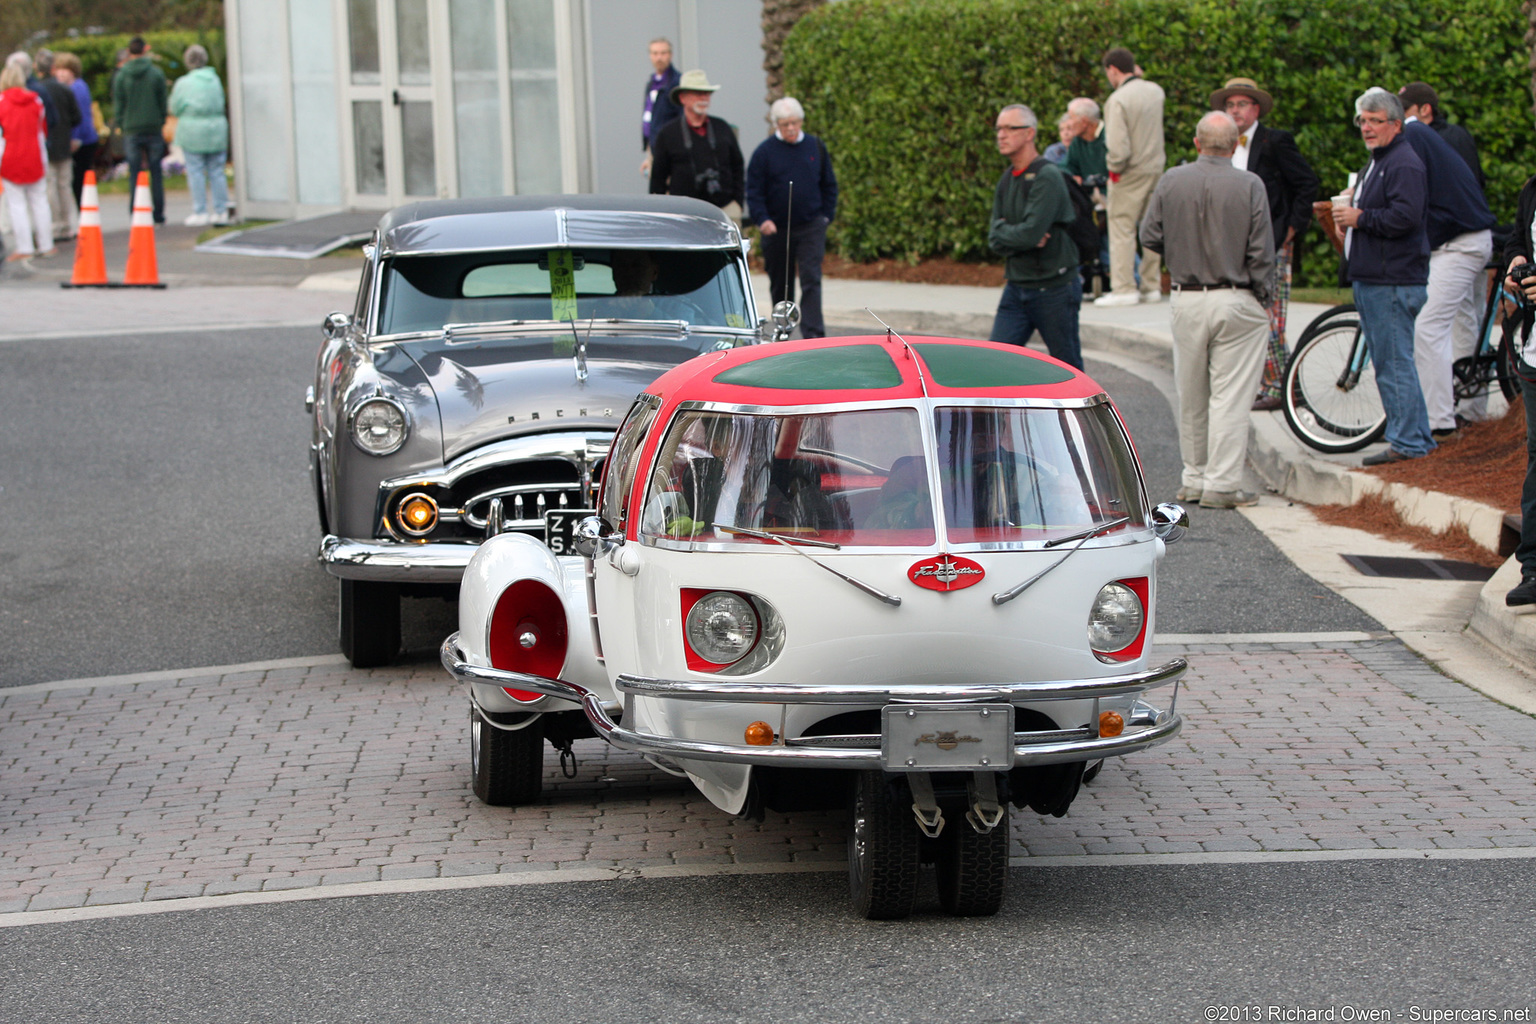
[169,44,229,226]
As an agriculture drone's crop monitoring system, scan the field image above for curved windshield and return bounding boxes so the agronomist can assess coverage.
[935,406,1144,544]
[377,248,753,335]
[641,408,935,547]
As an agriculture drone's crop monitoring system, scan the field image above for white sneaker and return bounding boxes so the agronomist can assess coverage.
[1093,292,1140,307]
[184,212,209,227]
[1139,291,1164,303]
[210,211,232,226]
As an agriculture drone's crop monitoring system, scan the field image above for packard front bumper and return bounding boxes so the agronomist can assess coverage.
[319,535,476,582]
[441,633,1185,770]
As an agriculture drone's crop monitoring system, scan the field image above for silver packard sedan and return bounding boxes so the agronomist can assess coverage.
[309,195,771,666]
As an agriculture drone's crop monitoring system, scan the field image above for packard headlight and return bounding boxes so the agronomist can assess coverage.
[351,398,408,455]
[1088,582,1144,659]
[686,591,759,665]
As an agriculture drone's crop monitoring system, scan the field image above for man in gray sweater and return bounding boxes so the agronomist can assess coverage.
[1140,111,1275,510]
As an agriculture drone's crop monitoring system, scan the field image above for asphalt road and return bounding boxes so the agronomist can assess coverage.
[0,326,1373,688]
[2,859,1532,1023]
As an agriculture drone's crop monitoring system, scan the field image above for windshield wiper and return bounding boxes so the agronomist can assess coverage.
[713,524,901,607]
[991,516,1132,606]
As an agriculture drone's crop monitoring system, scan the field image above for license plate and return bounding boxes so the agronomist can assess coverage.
[881,704,1015,771]
[544,508,596,556]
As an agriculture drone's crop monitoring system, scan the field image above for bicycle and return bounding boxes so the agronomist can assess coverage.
[1281,260,1522,454]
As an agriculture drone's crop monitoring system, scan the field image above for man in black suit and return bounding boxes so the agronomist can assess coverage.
[1210,77,1320,411]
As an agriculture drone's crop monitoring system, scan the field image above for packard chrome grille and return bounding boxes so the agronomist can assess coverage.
[378,455,605,541]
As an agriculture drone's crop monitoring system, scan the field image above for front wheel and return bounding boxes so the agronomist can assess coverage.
[935,795,1010,916]
[339,578,400,668]
[470,706,545,805]
[848,772,920,920]
[1281,315,1387,453]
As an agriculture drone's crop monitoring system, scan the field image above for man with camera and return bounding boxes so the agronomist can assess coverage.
[648,69,745,222]
[1497,179,1536,606]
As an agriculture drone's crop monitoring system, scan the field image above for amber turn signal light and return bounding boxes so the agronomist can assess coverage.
[744,721,775,746]
[1099,711,1124,738]
[396,492,439,536]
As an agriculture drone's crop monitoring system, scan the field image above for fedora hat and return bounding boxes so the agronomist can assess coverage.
[1209,77,1273,118]
[670,69,721,103]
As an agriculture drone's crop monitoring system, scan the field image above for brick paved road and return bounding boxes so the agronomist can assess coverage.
[3,638,1535,916]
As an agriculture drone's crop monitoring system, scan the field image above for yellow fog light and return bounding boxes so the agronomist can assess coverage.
[1099,711,1124,738]
[744,721,775,746]
[396,492,439,536]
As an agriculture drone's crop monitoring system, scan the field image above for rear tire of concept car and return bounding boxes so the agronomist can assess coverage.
[339,579,401,668]
[848,771,921,920]
[470,706,545,805]
[935,792,1010,917]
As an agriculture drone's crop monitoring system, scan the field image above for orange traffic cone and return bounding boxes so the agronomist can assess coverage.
[61,170,109,288]
[122,171,165,288]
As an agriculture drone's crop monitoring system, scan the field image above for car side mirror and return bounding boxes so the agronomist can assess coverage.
[770,300,800,342]
[573,515,623,558]
[322,311,352,340]
[1150,502,1189,544]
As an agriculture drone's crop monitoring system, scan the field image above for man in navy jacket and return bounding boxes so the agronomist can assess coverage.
[1400,113,1495,436]
[640,38,680,175]
[1333,88,1435,465]
[746,96,838,338]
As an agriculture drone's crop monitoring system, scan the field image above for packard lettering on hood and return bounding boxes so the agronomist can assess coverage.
[311,195,763,669]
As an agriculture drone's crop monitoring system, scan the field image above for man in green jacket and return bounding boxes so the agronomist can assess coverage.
[112,36,168,224]
[988,103,1083,369]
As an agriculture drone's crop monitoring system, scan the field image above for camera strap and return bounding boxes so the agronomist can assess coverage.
[679,116,718,185]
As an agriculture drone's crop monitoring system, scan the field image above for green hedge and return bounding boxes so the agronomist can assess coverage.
[47,30,226,128]
[784,0,1530,286]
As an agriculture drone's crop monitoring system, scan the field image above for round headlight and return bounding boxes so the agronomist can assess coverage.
[351,398,408,455]
[685,591,759,665]
[1088,582,1144,656]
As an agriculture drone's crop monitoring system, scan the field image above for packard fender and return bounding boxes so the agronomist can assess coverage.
[458,533,609,714]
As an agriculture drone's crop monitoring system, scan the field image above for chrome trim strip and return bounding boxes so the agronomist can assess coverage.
[613,659,1185,704]
[440,635,1184,770]
[671,394,1111,418]
[378,432,612,495]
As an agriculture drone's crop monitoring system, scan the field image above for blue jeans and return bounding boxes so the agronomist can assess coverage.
[1352,282,1434,457]
[990,277,1083,369]
[124,133,166,224]
[184,150,229,217]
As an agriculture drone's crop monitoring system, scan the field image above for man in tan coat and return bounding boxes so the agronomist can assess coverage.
[1095,47,1166,307]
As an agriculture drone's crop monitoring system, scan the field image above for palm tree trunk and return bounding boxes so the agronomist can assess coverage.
[762,0,826,105]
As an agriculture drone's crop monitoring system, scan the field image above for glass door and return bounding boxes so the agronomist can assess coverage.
[344,0,440,207]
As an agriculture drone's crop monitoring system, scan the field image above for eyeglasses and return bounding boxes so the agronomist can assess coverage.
[995,124,1032,134]
[1353,114,1394,127]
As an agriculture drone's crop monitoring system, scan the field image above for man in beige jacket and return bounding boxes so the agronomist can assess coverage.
[1095,47,1166,307]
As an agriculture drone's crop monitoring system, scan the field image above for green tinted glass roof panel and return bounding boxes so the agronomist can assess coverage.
[713,344,903,390]
[914,343,1076,388]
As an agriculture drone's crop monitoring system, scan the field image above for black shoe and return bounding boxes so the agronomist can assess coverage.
[1361,448,1416,466]
[1431,427,1461,442]
[1507,575,1536,607]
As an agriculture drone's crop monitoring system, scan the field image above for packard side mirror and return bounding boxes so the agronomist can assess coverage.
[322,311,352,340]
[1150,502,1189,544]
[573,515,622,558]
[770,300,801,342]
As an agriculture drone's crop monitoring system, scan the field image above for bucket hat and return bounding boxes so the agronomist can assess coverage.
[1209,77,1273,118]
[670,69,721,103]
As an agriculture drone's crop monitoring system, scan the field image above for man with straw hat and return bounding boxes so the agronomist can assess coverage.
[1209,76,1319,411]
[648,69,744,222]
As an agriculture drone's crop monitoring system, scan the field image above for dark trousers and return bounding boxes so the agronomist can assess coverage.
[70,142,98,207]
[989,276,1083,369]
[125,133,166,223]
[1518,351,1536,577]
[762,215,827,338]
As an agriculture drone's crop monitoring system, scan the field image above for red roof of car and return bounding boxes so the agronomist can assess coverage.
[644,334,1106,408]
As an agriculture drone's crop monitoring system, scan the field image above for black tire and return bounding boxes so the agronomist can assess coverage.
[848,772,920,920]
[470,706,544,805]
[339,578,400,668]
[935,795,1010,917]
[1082,759,1104,784]
[1293,302,1358,346]
[1281,315,1386,453]
[1499,312,1525,402]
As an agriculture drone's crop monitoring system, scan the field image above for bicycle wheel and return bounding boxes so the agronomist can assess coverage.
[1293,302,1357,346]
[1282,315,1387,453]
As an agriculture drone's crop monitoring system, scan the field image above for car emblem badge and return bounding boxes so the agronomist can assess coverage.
[907,555,985,592]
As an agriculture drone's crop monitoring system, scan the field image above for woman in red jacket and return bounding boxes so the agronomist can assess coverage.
[0,61,55,263]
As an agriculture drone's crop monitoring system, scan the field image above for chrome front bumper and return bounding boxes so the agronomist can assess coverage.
[441,633,1185,770]
[319,535,477,582]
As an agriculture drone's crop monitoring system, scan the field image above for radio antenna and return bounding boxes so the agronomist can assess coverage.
[782,181,794,310]
[865,308,928,397]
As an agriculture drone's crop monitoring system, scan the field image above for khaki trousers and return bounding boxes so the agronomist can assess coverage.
[1169,289,1269,493]
[45,159,77,240]
[1107,170,1162,297]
